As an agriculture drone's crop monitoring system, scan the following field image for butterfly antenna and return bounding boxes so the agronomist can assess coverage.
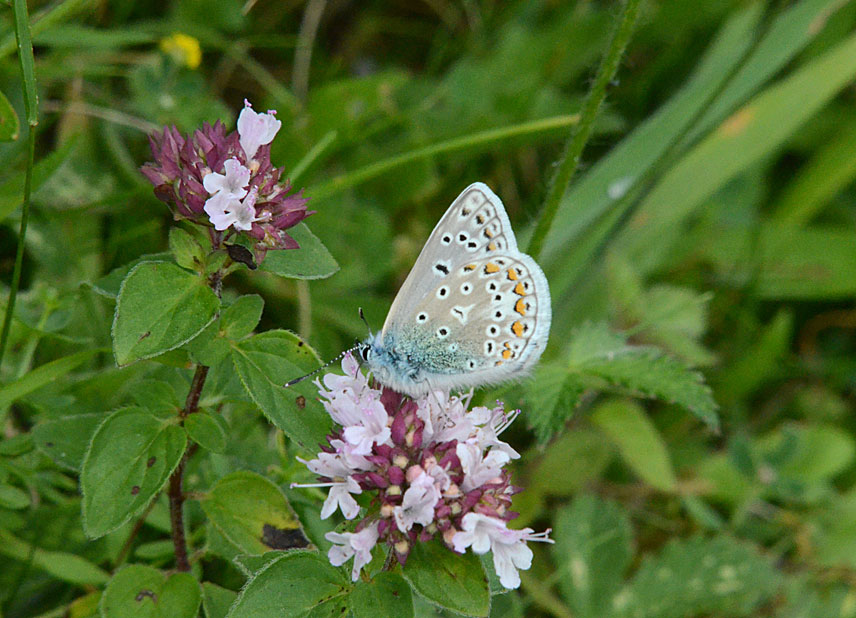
[284,344,361,388]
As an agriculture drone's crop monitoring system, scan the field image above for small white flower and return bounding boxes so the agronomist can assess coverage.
[393,468,441,532]
[294,441,371,520]
[452,513,552,590]
[203,191,259,231]
[456,439,510,492]
[202,157,250,199]
[326,523,379,582]
[473,406,521,460]
[237,100,281,160]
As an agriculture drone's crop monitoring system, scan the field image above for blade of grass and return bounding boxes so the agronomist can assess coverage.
[538,2,765,290]
[526,0,642,260]
[619,29,856,272]
[0,0,95,59]
[308,115,579,200]
[0,0,39,370]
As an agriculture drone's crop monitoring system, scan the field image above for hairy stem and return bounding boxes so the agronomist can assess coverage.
[526,0,642,260]
[168,449,192,571]
[168,361,210,570]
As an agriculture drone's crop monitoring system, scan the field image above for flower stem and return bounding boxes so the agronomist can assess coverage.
[168,361,210,570]
[526,0,642,260]
[0,0,38,370]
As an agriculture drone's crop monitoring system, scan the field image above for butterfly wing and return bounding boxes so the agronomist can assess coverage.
[378,183,551,394]
[382,182,519,337]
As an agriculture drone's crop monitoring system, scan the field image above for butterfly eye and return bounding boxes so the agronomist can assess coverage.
[359,346,371,362]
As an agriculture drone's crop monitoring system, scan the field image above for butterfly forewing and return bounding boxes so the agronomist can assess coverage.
[382,183,519,336]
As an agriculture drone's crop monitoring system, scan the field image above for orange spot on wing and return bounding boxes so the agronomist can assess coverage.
[495,360,503,366]
[487,242,497,251]
[513,282,526,295]
[514,299,526,316]
[464,264,476,271]
[484,262,500,274]
[512,321,525,337]
[502,348,512,360]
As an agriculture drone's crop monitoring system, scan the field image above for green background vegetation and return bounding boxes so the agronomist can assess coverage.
[1,0,855,616]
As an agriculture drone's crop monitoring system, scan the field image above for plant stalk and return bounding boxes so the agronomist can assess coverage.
[168,359,210,570]
[526,0,642,260]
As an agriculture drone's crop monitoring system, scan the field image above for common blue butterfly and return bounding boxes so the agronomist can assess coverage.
[358,183,551,396]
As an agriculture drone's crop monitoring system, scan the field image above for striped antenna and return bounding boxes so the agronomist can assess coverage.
[283,344,362,388]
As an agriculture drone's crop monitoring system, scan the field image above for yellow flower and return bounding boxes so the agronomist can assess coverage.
[159,33,202,70]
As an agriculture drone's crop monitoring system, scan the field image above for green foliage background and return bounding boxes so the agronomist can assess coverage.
[1,0,855,616]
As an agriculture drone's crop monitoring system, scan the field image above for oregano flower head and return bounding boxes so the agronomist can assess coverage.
[141,100,312,263]
[293,354,552,589]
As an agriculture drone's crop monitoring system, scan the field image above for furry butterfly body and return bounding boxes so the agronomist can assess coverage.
[361,183,551,396]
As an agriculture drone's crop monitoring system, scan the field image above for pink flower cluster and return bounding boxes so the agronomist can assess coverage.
[294,354,551,589]
[141,100,312,263]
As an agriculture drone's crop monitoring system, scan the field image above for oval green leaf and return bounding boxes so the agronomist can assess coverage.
[200,470,310,555]
[100,565,201,618]
[81,407,187,538]
[403,541,490,617]
[112,262,220,366]
[226,552,349,617]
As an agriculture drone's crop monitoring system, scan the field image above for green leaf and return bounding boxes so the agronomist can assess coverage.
[621,29,856,272]
[220,294,264,340]
[202,582,238,618]
[100,565,201,618]
[232,551,284,576]
[200,470,310,555]
[351,572,414,618]
[568,323,719,431]
[621,536,780,618]
[230,330,331,450]
[552,494,632,618]
[0,528,109,586]
[590,399,677,492]
[0,349,100,409]
[402,540,490,617]
[0,483,29,509]
[112,262,220,366]
[184,411,227,454]
[257,223,339,280]
[128,380,182,416]
[81,407,187,538]
[169,226,206,271]
[526,364,585,443]
[0,89,19,141]
[32,413,104,471]
[226,552,350,617]
[89,252,172,299]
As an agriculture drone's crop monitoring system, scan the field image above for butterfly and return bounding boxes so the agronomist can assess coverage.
[358,183,551,396]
